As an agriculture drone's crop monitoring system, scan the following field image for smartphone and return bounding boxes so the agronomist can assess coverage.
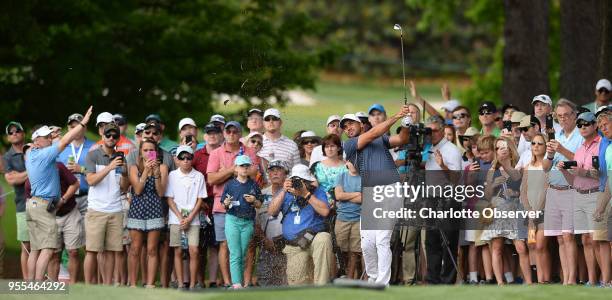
[563,161,577,169]
[186,135,193,144]
[546,114,555,141]
[147,150,157,161]
[503,120,512,132]
[592,156,599,168]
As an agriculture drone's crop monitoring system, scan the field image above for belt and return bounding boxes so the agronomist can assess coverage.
[550,185,573,191]
[575,187,599,194]
[29,196,51,203]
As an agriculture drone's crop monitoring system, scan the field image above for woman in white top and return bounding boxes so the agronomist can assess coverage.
[520,132,550,283]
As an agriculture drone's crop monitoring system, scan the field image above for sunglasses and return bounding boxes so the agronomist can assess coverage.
[453,113,468,120]
[519,127,531,132]
[225,129,240,135]
[177,155,193,161]
[8,129,23,135]
[577,122,594,128]
[249,139,262,146]
[598,88,610,94]
[105,133,120,139]
[479,111,493,116]
[144,130,160,136]
[302,140,319,145]
[264,116,280,122]
[531,141,545,146]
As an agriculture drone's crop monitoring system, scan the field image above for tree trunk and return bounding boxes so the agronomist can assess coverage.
[502,0,550,112]
[560,0,611,105]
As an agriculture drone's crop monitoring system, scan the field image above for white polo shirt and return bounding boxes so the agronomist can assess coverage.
[165,168,208,225]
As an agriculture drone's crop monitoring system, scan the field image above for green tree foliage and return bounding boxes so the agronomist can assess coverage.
[0,0,342,137]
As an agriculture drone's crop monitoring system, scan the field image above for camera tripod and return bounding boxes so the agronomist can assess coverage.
[390,157,461,285]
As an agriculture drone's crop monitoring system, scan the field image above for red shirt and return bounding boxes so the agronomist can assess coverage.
[206,142,260,214]
[193,146,214,215]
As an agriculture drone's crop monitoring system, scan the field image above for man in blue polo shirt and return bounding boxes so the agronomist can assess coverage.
[267,164,333,286]
[594,108,612,286]
[25,106,93,280]
[57,113,95,215]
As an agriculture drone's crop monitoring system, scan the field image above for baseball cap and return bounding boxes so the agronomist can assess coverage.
[225,121,242,132]
[204,123,222,133]
[248,108,263,116]
[6,121,24,135]
[532,94,552,106]
[234,155,252,166]
[178,117,197,130]
[368,104,386,115]
[144,121,161,131]
[595,105,612,117]
[299,131,321,143]
[96,112,114,126]
[290,164,316,181]
[326,115,341,126]
[67,113,83,125]
[441,99,460,112]
[478,101,497,114]
[210,114,226,124]
[263,108,281,119]
[340,114,361,128]
[518,115,539,129]
[355,111,368,119]
[175,145,194,156]
[596,79,611,91]
[510,111,526,123]
[246,131,262,141]
[113,114,127,126]
[268,160,289,172]
[145,114,162,123]
[461,127,480,137]
[49,125,62,132]
[103,123,120,135]
[134,123,146,134]
[31,126,53,140]
[577,112,596,123]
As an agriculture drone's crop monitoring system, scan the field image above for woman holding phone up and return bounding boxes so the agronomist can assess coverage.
[481,136,532,285]
[127,138,169,287]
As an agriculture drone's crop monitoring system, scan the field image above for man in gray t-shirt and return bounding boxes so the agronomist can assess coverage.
[340,105,410,286]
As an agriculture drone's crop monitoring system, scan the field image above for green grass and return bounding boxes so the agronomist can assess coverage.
[215,78,466,137]
[3,283,611,300]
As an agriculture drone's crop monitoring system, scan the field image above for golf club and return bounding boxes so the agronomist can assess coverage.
[393,24,407,104]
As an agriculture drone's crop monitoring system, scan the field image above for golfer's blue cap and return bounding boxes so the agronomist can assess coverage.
[368,104,386,115]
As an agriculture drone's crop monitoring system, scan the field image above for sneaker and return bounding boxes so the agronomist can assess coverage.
[231,284,242,290]
[468,280,479,285]
[208,282,218,288]
[170,281,179,289]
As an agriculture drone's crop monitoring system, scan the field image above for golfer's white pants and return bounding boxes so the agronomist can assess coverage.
[360,228,393,285]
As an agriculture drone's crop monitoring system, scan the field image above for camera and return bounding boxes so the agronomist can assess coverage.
[404,123,432,162]
[186,135,193,144]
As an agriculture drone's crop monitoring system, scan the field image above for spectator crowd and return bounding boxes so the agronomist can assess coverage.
[1,78,612,289]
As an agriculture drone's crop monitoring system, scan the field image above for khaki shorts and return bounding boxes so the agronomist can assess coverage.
[593,204,611,241]
[335,220,361,253]
[573,191,599,234]
[169,224,200,247]
[16,211,30,242]
[56,208,84,250]
[85,209,124,252]
[26,198,60,251]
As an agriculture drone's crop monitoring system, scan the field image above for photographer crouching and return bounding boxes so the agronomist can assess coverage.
[267,164,334,285]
